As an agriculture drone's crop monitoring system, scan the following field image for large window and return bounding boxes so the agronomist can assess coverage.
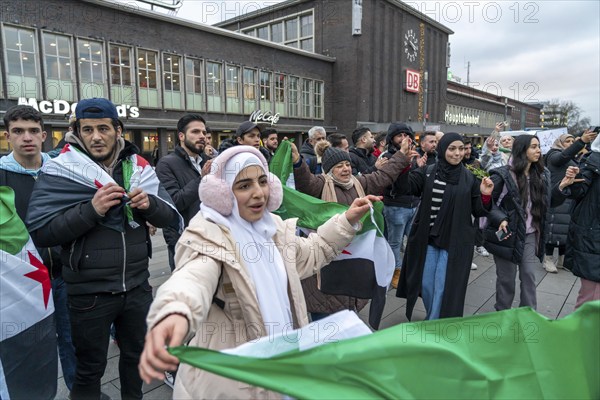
[206,61,223,112]
[226,65,241,114]
[137,49,159,108]
[3,25,40,98]
[288,76,299,117]
[302,79,312,118]
[163,54,182,109]
[78,39,106,98]
[243,11,314,52]
[243,68,257,113]
[109,44,135,105]
[314,80,324,119]
[274,73,286,116]
[185,57,204,111]
[43,33,75,101]
[259,71,272,111]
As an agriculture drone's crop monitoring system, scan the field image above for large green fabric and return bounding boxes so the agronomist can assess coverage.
[171,301,600,399]
[0,186,29,255]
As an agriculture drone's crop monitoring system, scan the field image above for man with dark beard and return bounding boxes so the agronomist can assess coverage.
[26,98,179,400]
[156,113,211,272]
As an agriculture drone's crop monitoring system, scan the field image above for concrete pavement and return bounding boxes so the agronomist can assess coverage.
[55,230,580,399]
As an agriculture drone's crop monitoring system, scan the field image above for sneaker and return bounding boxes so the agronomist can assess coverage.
[543,255,557,273]
[164,371,175,389]
[475,246,490,257]
[391,268,401,289]
[470,263,478,270]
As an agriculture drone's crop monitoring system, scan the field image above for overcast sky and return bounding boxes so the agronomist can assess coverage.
[131,0,599,125]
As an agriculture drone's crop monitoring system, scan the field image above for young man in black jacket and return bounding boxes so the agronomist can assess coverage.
[0,105,68,398]
[27,98,179,400]
[156,113,210,271]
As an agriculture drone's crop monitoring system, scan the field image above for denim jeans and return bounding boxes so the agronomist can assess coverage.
[68,282,153,400]
[52,276,76,391]
[383,205,417,269]
[421,245,449,320]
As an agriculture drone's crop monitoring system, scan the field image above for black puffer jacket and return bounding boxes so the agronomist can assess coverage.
[349,147,377,175]
[29,142,177,295]
[486,166,556,263]
[562,151,600,282]
[544,142,585,247]
[381,146,420,208]
[155,146,207,246]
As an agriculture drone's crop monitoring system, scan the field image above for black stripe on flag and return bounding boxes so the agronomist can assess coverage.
[0,314,57,400]
[319,258,378,299]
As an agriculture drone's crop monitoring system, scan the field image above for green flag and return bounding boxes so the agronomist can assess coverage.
[269,139,384,234]
[0,186,29,255]
[171,301,600,399]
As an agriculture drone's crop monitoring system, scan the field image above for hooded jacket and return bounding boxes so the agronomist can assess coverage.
[562,151,600,282]
[146,211,356,399]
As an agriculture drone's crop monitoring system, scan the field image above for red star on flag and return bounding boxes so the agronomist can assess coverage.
[25,251,52,309]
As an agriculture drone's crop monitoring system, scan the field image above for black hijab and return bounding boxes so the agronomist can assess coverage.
[436,132,464,185]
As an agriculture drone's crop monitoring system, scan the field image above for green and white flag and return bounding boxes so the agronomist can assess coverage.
[269,140,396,294]
[0,186,57,399]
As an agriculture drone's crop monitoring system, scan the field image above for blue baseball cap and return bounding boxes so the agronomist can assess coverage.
[75,98,119,120]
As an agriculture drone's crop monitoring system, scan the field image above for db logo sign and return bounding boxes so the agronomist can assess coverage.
[405,69,420,93]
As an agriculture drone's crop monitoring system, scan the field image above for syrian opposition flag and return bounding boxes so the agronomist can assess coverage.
[269,140,396,295]
[0,186,57,400]
[27,143,182,233]
[169,302,600,399]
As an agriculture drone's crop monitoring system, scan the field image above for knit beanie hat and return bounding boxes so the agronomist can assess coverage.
[317,141,352,173]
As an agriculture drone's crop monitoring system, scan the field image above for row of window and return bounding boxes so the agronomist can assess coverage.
[0,24,325,119]
[242,11,314,52]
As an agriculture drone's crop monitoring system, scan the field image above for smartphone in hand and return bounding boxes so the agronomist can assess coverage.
[495,228,510,241]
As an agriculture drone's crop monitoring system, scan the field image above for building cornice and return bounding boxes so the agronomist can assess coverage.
[81,0,336,62]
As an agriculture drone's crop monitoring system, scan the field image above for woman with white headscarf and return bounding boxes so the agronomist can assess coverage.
[138,145,378,399]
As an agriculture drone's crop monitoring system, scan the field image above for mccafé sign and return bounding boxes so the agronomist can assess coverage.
[17,98,140,118]
[249,110,279,126]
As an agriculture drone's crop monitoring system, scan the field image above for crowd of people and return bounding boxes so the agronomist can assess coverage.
[1,98,598,399]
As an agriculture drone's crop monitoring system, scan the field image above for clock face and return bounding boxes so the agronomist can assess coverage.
[404,29,418,62]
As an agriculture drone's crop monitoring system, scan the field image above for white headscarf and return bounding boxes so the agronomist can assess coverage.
[201,152,292,337]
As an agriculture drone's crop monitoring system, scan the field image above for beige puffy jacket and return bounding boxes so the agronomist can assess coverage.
[146,212,357,399]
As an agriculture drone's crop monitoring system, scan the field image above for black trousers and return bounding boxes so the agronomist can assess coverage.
[68,282,153,400]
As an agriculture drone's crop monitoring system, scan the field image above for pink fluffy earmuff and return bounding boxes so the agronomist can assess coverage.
[199,145,283,216]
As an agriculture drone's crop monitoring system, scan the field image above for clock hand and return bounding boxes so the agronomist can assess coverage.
[410,41,417,51]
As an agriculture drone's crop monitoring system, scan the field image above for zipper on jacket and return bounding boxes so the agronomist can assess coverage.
[69,240,77,271]
[121,232,127,292]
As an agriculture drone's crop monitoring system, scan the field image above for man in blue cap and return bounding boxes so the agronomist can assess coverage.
[27,98,180,400]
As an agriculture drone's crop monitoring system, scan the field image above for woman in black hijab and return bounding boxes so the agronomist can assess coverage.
[396,133,496,320]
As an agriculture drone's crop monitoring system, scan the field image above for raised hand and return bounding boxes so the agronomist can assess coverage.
[345,195,383,226]
[480,177,494,196]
